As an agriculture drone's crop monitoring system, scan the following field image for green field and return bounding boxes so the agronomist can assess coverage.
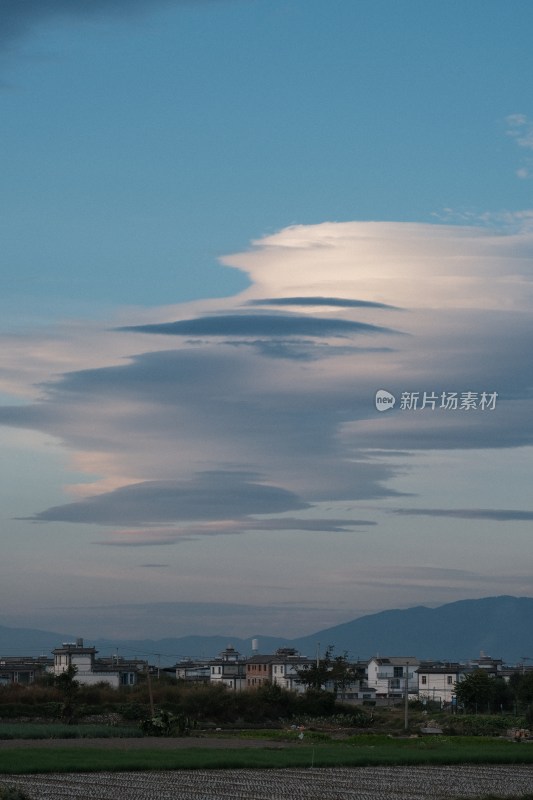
[0,723,141,740]
[1,735,533,774]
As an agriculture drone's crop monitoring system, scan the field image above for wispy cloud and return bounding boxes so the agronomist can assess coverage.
[506,114,533,150]
[0,0,201,48]
[506,114,533,179]
[95,516,374,546]
[395,508,533,521]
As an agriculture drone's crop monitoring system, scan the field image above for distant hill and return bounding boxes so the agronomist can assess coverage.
[291,595,533,663]
[0,625,76,658]
[91,634,292,665]
[1,596,531,666]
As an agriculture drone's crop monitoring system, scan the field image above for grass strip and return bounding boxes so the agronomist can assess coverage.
[1,741,533,774]
[0,724,141,740]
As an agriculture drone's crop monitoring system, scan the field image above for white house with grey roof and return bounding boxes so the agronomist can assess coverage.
[366,656,419,697]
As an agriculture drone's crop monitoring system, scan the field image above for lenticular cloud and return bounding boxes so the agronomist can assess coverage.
[0,218,532,539]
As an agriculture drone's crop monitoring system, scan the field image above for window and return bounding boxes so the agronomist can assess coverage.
[421,675,427,685]
[393,666,403,678]
[447,675,453,685]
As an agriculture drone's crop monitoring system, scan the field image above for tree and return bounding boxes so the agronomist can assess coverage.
[455,669,513,713]
[54,664,79,723]
[296,646,359,698]
[296,646,333,692]
[455,670,492,712]
[330,652,361,699]
[508,670,533,710]
[517,672,533,706]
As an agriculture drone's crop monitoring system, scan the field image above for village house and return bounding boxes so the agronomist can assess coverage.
[417,662,466,706]
[366,656,419,698]
[269,648,313,693]
[174,658,211,684]
[468,653,504,674]
[52,639,143,687]
[245,648,315,693]
[0,656,52,686]
[209,645,247,691]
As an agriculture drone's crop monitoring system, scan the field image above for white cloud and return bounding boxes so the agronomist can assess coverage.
[223,220,533,310]
[0,219,532,546]
[506,114,533,150]
[506,114,533,179]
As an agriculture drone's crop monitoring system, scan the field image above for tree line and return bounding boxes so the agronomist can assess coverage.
[454,669,533,716]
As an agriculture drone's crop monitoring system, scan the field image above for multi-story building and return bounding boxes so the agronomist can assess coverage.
[244,648,314,693]
[52,639,143,687]
[209,645,247,691]
[366,656,419,698]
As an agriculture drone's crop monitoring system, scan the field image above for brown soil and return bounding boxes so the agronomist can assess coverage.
[0,735,293,750]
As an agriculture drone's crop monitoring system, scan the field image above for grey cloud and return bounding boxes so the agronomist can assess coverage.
[95,517,376,546]
[350,396,533,452]
[0,343,404,502]
[0,0,202,47]
[394,508,533,521]
[0,403,64,430]
[247,297,397,310]
[222,339,395,361]
[23,472,309,525]
[120,313,398,338]
[398,566,491,581]
[4,298,530,537]
[239,517,374,532]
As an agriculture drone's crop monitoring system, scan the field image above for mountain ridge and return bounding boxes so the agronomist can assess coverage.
[1,595,531,666]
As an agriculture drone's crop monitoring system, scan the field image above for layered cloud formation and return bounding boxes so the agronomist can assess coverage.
[0,219,532,548]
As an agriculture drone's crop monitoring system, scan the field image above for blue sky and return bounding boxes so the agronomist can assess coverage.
[0,0,532,650]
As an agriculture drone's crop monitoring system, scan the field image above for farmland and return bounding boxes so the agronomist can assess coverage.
[1,764,533,800]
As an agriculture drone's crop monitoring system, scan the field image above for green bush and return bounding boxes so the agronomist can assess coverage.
[140,710,195,736]
[296,689,336,717]
[442,714,523,736]
[0,703,61,720]
[118,702,148,720]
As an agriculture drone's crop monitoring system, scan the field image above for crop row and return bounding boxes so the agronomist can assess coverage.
[2,765,533,800]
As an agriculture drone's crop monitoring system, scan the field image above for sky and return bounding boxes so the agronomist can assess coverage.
[0,0,532,651]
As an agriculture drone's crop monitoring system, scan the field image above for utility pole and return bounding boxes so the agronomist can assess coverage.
[404,659,417,732]
[146,664,155,718]
[404,662,409,731]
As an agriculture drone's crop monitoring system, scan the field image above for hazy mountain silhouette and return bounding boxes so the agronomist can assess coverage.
[1,596,531,666]
[290,595,533,663]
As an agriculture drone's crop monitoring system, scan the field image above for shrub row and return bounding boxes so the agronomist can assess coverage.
[0,681,370,726]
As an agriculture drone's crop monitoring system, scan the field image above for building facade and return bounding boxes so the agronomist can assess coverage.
[366,657,419,697]
[52,639,142,687]
[209,646,247,691]
[417,662,465,706]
